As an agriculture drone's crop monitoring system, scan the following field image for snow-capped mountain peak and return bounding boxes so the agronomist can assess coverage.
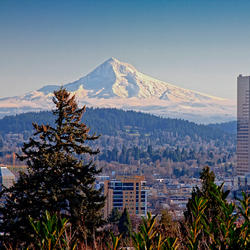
[0,58,236,123]
[63,57,141,98]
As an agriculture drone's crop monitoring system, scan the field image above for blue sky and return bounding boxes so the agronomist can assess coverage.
[1,0,250,100]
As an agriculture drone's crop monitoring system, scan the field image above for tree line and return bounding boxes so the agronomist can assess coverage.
[0,108,235,142]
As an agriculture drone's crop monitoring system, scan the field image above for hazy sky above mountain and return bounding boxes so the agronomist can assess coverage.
[0,0,250,100]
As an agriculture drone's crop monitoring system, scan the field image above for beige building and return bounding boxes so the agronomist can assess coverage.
[237,75,250,176]
[104,176,147,218]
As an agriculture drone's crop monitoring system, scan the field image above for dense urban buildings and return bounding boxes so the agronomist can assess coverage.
[104,176,147,218]
[237,75,250,177]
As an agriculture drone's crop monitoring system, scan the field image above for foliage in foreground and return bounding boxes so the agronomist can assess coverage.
[184,167,249,249]
[27,187,249,250]
[29,210,77,250]
[132,212,178,250]
[0,88,105,246]
[1,163,249,249]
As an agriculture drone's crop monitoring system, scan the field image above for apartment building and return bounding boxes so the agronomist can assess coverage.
[104,176,147,218]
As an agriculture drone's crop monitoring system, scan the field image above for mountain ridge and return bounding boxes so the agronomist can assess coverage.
[0,108,236,139]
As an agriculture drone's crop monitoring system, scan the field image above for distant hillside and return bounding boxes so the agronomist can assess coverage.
[208,121,237,135]
[0,108,236,173]
[0,108,234,142]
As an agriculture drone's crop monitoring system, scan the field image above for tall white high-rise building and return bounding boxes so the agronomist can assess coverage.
[237,75,250,176]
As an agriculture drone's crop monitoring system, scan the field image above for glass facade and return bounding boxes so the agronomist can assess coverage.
[104,176,147,218]
[237,75,250,176]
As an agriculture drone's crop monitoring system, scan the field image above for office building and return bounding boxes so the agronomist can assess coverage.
[0,166,16,205]
[237,75,250,176]
[0,166,15,190]
[104,176,147,218]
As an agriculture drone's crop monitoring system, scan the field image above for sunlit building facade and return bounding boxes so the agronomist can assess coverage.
[104,176,147,218]
[237,75,250,176]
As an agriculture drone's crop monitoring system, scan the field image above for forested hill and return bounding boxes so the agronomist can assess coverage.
[208,121,237,135]
[0,108,235,142]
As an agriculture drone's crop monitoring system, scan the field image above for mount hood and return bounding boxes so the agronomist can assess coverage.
[0,57,236,123]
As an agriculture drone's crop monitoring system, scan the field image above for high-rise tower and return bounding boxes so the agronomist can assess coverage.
[237,75,250,176]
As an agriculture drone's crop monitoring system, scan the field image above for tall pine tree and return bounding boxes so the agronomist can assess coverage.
[184,166,230,248]
[0,88,105,246]
[118,208,132,238]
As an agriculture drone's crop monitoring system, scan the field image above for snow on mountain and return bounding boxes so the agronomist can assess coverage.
[0,57,236,123]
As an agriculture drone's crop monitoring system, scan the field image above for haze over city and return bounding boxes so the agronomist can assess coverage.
[1,0,250,100]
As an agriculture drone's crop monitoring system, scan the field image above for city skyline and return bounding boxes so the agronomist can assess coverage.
[1,0,250,100]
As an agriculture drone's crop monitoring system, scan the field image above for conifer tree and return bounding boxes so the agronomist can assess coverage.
[184,166,230,247]
[118,208,132,238]
[108,208,122,234]
[108,208,122,224]
[185,167,229,222]
[0,88,105,246]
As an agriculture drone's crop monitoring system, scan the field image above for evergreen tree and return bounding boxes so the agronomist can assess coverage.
[108,208,122,224]
[133,146,140,161]
[0,88,105,246]
[118,208,132,238]
[108,208,122,234]
[0,135,3,149]
[185,167,228,221]
[147,145,153,156]
[184,166,230,247]
[160,209,173,228]
[119,145,127,163]
[158,209,178,239]
[111,147,119,162]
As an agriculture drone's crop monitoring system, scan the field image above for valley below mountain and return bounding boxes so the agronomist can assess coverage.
[0,108,236,179]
